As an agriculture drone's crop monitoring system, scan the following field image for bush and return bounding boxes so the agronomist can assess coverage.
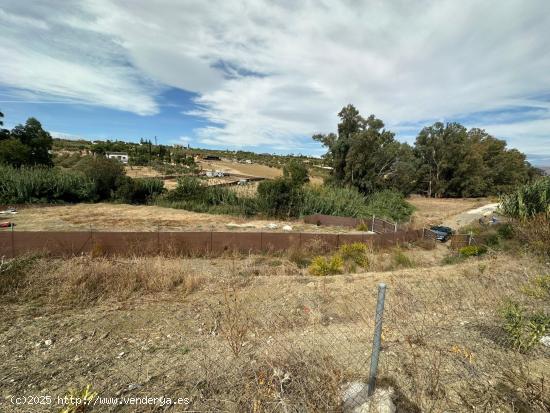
[0,164,95,204]
[392,249,414,268]
[308,255,344,276]
[73,156,125,200]
[338,243,369,269]
[364,190,415,222]
[441,254,466,265]
[300,185,370,217]
[114,177,164,204]
[521,275,550,300]
[257,178,302,217]
[459,245,487,257]
[500,177,550,220]
[283,159,309,186]
[501,301,550,352]
[512,214,550,258]
[159,176,258,216]
[497,223,514,240]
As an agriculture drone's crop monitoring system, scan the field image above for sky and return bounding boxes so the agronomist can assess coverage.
[0,1,549,165]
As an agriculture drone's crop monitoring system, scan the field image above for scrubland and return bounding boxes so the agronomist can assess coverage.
[0,238,548,412]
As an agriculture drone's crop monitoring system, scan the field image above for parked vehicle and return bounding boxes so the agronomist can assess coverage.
[430,225,454,242]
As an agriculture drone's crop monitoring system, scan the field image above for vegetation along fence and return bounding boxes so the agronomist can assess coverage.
[450,233,483,249]
[0,228,425,258]
[303,213,407,232]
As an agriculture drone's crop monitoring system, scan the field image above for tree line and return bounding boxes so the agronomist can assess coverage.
[314,105,542,198]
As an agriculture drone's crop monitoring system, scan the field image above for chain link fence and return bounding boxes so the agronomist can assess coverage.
[0,245,548,412]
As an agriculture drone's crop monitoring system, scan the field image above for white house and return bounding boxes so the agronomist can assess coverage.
[106,152,129,164]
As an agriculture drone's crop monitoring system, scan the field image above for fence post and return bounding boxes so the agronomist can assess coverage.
[89,224,93,253]
[468,231,472,246]
[11,223,15,258]
[210,231,213,254]
[368,283,387,396]
[371,214,375,231]
[394,222,397,233]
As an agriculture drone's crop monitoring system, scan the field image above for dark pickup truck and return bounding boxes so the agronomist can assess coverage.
[430,225,454,242]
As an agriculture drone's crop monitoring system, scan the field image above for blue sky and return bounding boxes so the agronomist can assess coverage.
[1,0,549,164]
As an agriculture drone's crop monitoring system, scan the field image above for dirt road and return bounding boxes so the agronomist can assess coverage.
[442,202,500,229]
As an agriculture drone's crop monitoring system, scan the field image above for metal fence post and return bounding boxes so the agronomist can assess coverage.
[368,283,387,396]
[11,223,15,258]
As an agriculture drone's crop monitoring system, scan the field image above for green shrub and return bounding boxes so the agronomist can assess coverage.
[0,164,95,204]
[392,249,414,268]
[441,254,466,265]
[497,223,514,240]
[338,243,369,269]
[73,156,125,200]
[459,245,487,257]
[484,232,501,248]
[364,190,415,222]
[283,159,309,186]
[308,255,344,276]
[114,177,164,204]
[300,185,370,217]
[521,275,550,300]
[159,176,258,216]
[500,177,550,220]
[257,178,302,217]
[512,213,550,258]
[501,301,550,352]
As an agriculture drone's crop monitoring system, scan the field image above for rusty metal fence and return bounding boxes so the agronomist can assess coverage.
[0,228,425,258]
[303,214,408,233]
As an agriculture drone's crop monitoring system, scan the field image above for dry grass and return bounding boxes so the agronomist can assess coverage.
[124,166,164,178]
[408,195,489,227]
[198,159,323,185]
[198,159,283,179]
[0,246,548,412]
[10,203,349,233]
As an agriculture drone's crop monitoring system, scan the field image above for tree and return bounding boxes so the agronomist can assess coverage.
[283,159,309,186]
[415,123,537,197]
[313,105,417,195]
[0,117,53,167]
[0,111,9,141]
[74,156,125,200]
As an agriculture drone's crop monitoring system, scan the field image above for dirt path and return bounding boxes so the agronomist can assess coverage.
[441,202,500,229]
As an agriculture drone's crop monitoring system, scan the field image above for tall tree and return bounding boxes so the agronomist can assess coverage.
[415,123,537,197]
[0,117,53,166]
[314,105,417,195]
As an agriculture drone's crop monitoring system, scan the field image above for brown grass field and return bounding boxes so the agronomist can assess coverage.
[1,199,548,412]
[408,196,490,227]
[0,242,548,412]
[7,203,349,233]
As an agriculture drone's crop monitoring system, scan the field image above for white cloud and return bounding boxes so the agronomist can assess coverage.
[1,0,549,154]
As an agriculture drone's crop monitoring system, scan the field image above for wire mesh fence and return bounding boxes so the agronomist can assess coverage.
[0,246,548,412]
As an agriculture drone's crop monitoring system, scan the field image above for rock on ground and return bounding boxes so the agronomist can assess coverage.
[341,382,395,413]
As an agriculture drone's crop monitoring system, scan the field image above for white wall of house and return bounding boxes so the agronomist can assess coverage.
[106,153,129,164]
